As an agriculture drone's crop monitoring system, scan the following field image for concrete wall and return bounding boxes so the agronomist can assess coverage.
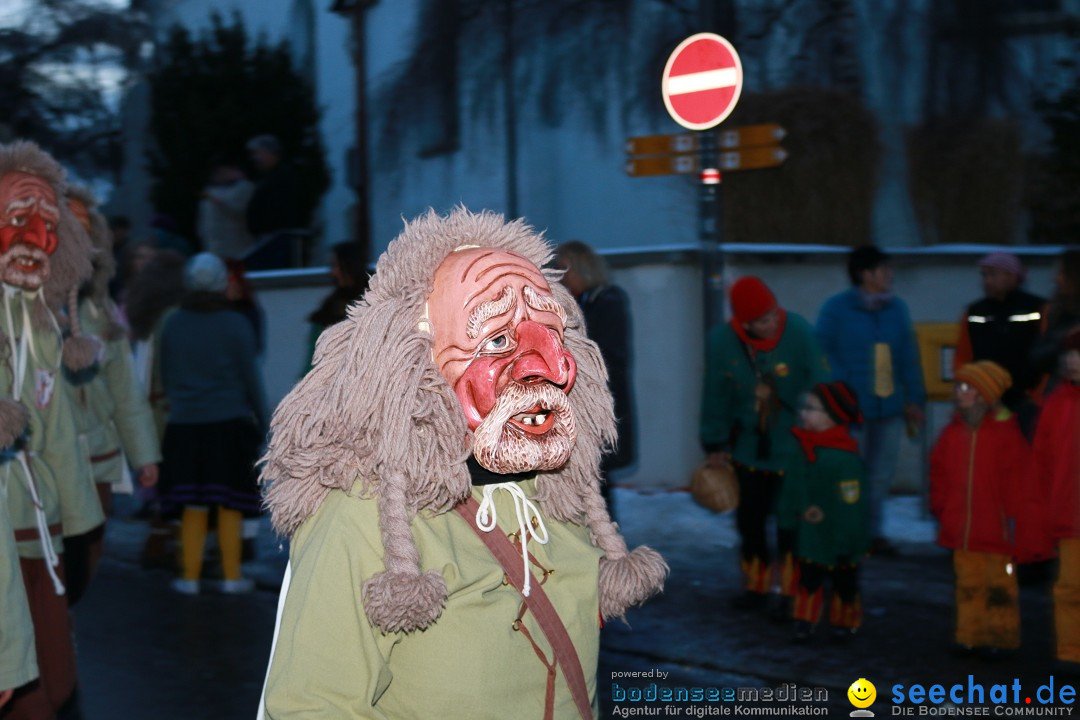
[253,247,1063,492]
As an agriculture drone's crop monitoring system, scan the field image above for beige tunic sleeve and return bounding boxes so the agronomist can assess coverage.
[0,494,38,691]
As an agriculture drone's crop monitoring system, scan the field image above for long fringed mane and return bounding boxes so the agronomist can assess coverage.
[43,205,94,321]
[261,207,616,536]
[67,184,116,306]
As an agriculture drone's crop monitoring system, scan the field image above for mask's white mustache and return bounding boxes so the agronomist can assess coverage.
[472,382,576,474]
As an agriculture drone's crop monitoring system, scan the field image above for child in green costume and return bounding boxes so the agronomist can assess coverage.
[779,381,870,642]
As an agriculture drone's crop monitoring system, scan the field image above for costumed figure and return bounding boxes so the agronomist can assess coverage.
[930,361,1043,655]
[779,381,869,642]
[1032,329,1080,671]
[0,480,37,710]
[60,186,161,605]
[0,140,96,720]
[700,276,830,613]
[259,208,667,719]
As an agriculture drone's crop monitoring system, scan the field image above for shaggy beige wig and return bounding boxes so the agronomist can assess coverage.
[262,207,667,633]
[0,141,96,443]
[68,184,124,341]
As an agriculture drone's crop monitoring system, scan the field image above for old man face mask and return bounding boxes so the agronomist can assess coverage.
[0,171,61,290]
[428,248,578,474]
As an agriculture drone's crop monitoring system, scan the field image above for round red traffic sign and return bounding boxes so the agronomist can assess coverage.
[662,33,743,131]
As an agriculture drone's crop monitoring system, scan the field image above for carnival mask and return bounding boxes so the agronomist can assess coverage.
[427,248,578,474]
[0,171,60,290]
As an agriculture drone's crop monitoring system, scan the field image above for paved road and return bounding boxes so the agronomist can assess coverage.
[68,490,1071,718]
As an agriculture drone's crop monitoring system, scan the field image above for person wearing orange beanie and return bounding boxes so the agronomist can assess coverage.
[701,276,830,612]
[930,360,1044,656]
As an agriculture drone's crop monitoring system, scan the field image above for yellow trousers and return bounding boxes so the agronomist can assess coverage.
[953,550,1019,650]
[1055,538,1080,662]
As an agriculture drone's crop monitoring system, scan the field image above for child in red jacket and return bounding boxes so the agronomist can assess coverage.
[1033,329,1080,670]
[930,361,1038,655]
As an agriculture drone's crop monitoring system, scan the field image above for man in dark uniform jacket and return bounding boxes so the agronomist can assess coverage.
[954,251,1045,436]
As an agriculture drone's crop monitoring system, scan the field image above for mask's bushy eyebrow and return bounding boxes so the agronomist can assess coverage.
[467,286,515,339]
[524,285,566,326]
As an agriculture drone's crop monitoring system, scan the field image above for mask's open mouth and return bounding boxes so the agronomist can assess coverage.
[508,405,556,435]
[14,257,41,273]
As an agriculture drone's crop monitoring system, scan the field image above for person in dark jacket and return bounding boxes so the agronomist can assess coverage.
[954,252,1045,436]
[556,241,635,516]
[816,246,926,557]
[301,242,369,376]
[701,277,830,610]
[159,253,268,596]
[245,135,301,240]
[1032,248,1080,391]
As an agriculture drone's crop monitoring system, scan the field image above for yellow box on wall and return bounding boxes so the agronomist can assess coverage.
[915,323,960,402]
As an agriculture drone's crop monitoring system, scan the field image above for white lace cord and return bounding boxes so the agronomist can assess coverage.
[475,482,549,596]
[3,287,64,595]
[16,450,63,594]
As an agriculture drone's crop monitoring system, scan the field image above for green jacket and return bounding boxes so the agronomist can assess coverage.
[778,446,870,567]
[67,298,161,487]
[264,478,603,719]
[700,313,830,472]
[0,492,37,692]
[1,289,100,557]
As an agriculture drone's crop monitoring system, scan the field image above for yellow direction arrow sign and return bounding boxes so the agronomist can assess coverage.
[717,123,785,149]
[625,155,699,177]
[625,133,699,156]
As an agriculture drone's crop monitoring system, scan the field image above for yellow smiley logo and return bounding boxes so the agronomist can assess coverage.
[848,678,876,709]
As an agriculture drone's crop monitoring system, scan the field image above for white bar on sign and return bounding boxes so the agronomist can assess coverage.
[666,67,738,96]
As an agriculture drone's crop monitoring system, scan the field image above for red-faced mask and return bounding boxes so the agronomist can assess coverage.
[428,248,576,429]
[0,172,60,256]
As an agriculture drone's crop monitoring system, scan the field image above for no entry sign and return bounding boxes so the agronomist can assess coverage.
[662,33,743,131]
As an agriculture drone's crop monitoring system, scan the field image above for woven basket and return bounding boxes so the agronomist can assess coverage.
[690,463,739,514]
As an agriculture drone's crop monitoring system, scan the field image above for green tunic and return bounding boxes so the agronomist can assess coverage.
[778,446,870,566]
[0,492,37,692]
[1,289,100,558]
[67,298,161,486]
[700,313,830,472]
[264,478,604,719]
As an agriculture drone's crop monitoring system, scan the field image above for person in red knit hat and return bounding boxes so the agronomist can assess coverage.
[1032,327,1080,673]
[930,360,1045,657]
[701,276,830,613]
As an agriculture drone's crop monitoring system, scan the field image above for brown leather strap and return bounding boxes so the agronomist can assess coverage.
[454,497,592,720]
[14,522,62,542]
[90,448,121,463]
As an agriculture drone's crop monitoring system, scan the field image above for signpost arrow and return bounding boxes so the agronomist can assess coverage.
[625,133,699,157]
[717,146,788,171]
[717,123,786,149]
[625,155,699,178]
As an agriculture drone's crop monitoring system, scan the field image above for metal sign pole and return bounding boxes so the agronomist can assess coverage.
[699,131,725,334]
